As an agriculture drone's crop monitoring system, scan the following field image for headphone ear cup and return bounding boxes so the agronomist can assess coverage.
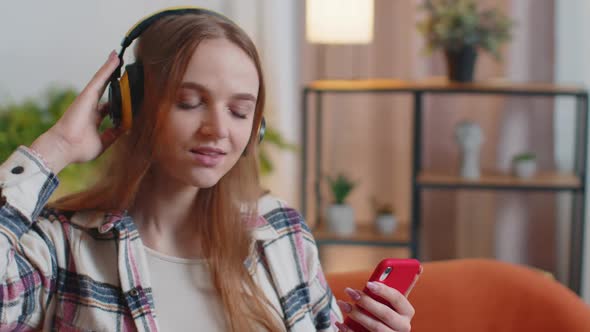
[125,62,144,117]
[258,117,266,144]
[118,71,134,131]
[242,116,266,157]
[114,63,144,131]
[108,79,122,127]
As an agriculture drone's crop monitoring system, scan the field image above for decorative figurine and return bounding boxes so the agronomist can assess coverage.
[455,120,484,179]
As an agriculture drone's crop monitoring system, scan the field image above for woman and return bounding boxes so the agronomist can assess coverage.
[0,8,415,332]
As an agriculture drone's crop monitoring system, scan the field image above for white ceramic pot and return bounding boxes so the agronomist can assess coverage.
[375,214,398,235]
[513,159,537,179]
[326,204,355,236]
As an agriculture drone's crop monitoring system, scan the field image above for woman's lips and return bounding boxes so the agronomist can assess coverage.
[189,148,226,167]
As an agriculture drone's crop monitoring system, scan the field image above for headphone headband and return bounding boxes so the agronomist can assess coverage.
[114,6,231,79]
[121,7,231,49]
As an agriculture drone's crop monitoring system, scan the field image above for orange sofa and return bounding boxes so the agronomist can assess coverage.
[326,259,590,331]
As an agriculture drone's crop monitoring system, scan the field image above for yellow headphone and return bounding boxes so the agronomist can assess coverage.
[107,6,266,143]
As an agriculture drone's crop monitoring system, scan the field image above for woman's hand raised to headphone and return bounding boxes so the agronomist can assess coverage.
[30,51,126,174]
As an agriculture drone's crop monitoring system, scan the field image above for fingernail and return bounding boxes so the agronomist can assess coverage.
[366,281,379,292]
[335,321,349,331]
[108,50,117,60]
[344,287,361,301]
[337,300,352,313]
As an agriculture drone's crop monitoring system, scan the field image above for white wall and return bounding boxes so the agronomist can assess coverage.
[256,0,301,208]
[0,1,222,103]
[0,0,301,207]
[555,0,590,302]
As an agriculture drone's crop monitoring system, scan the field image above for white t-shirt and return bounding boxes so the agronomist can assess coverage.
[144,246,228,331]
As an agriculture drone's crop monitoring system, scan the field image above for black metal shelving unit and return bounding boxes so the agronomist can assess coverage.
[300,77,588,294]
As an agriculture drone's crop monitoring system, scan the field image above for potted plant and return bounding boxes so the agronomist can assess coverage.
[372,198,398,235]
[417,0,513,82]
[512,152,537,179]
[326,174,356,235]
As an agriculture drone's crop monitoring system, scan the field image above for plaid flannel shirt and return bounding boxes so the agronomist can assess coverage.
[0,146,342,331]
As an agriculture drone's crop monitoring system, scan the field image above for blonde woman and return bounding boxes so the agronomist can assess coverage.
[0,8,415,331]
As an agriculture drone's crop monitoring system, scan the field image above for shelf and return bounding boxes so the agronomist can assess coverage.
[313,223,410,247]
[301,77,588,294]
[306,77,586,96]
[417,171,582,190]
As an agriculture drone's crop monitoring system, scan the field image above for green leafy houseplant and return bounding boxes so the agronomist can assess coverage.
[417,0,513,81]
[258,126,297,176]
[326,174,356,205]
[0,87,106,198]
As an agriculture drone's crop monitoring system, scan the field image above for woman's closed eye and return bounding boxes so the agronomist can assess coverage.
[230,110,248,119]
[229,101,254,119]
[176,89,204,110]
[177,101,203,110]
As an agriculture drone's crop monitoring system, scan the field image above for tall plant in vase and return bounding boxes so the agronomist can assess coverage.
[417,0,513,82]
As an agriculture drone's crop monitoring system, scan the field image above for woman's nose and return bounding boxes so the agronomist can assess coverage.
[199,105,229,139]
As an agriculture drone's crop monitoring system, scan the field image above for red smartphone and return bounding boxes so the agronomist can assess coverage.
[343,258,422,332]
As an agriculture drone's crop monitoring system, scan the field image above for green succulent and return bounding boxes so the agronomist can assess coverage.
[326,174,356,205]
[371,197,395,215]
[417,0,514,59]
[513,152,536,162]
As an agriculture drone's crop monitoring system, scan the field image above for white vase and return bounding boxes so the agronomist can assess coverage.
[326,204,355,236]
[375,214,398,235]
[513,159,537,179]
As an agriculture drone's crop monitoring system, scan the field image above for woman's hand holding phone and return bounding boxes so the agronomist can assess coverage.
[30,51,125,174]
[335,259,421,332]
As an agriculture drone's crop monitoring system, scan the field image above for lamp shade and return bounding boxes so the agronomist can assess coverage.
[306,0,374,44]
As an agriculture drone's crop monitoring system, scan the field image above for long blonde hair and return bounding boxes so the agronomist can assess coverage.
[50,13,282,332]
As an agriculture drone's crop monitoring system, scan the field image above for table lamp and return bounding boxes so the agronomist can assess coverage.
[306,0,374,78]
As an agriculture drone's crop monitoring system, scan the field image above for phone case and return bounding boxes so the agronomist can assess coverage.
[342,258,422,332]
